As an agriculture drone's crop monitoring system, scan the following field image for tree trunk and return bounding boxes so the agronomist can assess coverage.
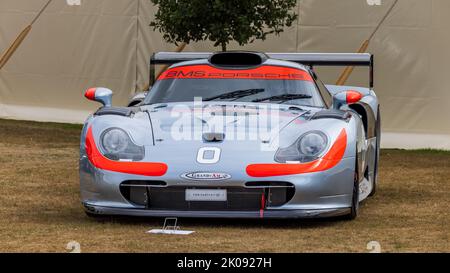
[221,42,227,52]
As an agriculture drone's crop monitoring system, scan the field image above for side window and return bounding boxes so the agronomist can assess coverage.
[311,71,333,108]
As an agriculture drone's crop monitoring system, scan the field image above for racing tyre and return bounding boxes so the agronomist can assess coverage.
[85,211,104,219]
[347,153,360,220]
[370,107,381,197]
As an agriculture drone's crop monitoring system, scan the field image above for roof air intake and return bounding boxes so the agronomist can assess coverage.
[209,51,267,67]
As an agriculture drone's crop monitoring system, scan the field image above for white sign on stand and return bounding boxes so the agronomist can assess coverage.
[147,218,195,235]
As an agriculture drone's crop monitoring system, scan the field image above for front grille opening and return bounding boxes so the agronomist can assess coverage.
[145,187,264,211]
[121,186,266,211]
[245,181,294,188]
[267,187,295,207]
[246,182,295,207]
[120,181,167,206]
[120,184,295,210]
[121,180,167,187]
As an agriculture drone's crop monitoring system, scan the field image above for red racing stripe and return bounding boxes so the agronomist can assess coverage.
[159,65,313,81]
[85,127,168,176]
[246,129,347,177]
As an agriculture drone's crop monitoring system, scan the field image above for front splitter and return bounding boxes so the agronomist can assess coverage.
[83,202,350,219]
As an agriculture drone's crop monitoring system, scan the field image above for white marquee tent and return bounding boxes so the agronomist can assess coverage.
[1,0,449,149]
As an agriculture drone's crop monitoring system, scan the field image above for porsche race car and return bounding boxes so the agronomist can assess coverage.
[80,51,380,220]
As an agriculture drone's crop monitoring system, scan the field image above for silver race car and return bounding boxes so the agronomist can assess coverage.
[80,51,380,220]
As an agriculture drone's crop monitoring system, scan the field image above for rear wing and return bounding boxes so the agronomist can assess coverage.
[149,52,374,88]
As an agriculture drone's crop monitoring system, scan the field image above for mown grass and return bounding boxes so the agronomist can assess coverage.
[0,118,448,253]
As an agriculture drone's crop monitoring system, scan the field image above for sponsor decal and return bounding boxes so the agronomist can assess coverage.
[159,65,313,81]
[181,172,232,181]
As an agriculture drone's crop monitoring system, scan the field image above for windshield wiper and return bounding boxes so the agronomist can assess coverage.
[204,88,265,101]
[252,94,312,103]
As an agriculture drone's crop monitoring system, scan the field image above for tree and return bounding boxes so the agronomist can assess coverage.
[150,0,298,51]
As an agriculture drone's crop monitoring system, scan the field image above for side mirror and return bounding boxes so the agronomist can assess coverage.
[332,90,363,110]
[84,87,113,107]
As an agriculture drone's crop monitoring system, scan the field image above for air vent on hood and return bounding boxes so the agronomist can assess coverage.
[310,110,351,121]
[95,107,140,117]
[209,51,267,67]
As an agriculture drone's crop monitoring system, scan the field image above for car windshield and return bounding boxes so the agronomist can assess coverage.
[144,65,325,107]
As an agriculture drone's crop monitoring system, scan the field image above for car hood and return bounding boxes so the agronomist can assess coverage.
[86,102,350,171]
[142,102,315,148]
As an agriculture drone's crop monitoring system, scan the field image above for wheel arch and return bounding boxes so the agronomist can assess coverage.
[348,102,377,139]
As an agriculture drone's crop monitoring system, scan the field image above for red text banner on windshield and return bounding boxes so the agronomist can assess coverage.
[158,65,313,81]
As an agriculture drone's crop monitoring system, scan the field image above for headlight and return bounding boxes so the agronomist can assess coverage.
[102,128,129,154]
[100,128,144,161]
[299,132,327,157]
[275,131,328,163]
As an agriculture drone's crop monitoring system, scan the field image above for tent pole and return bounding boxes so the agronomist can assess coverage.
[0,0,53,70]
[335,0,398,87]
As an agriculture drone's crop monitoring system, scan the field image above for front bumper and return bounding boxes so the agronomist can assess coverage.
[80,153,356,219]
[83,202,350,219]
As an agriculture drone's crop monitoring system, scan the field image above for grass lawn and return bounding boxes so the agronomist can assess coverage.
[0,118,448,253]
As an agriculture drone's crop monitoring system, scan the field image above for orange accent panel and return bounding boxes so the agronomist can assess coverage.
[85,127,168,176]
[159,65,313,81]
[246,129,347,177]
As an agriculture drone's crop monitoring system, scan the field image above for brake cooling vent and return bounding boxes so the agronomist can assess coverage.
[209,51,267,67]
[310,110,351,121]
[94,107,140,117]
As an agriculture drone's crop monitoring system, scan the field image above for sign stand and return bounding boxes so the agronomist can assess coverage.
[147,218,195,235]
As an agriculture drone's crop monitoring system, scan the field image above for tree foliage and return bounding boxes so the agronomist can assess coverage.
[150,0,298,51]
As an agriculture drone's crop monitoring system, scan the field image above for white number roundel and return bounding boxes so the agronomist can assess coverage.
[197,147,221,164]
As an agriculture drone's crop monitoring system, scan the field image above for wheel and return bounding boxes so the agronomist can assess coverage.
[85,211,104,219]
[85,210,115,220]
[346,151,360,220]
[369,107,381,197]
[347,167,360,220]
